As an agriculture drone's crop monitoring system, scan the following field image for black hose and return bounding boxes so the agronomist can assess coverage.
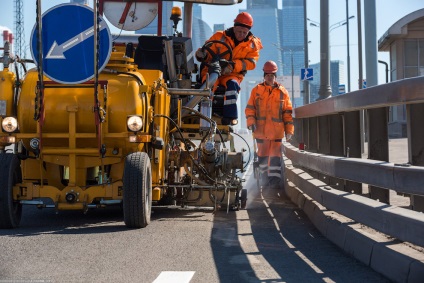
[152,114,192,156]
[230,132,252,171]
[181,106,226,148]
[115,71,144,86]
[13,62,20,116]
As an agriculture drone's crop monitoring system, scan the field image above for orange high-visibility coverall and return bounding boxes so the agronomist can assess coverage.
[197,28,262,119]
[199,29,262,87]
[245,82,294,180]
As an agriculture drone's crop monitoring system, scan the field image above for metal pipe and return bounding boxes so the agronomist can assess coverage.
[183,3,193,38]
[303,0,310,105]
[378,60,389,83]
[364,0,378,87]
[357,0,363,89]
[181,73,218,116]
[157,1,162,36]
[346,0,351,92]
[318,0,332,100]
[357,0,364,153]
[168,88,211,96]
[164,38,178,88]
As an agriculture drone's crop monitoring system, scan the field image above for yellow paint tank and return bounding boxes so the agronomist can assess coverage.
[18,69,148,151]
[0,68,16,117]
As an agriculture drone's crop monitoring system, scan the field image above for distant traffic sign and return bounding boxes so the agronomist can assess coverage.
[338,84,346,94]
[301,68,313,81]
[30,4,112,84]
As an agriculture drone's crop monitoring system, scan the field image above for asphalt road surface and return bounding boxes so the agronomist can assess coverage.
[0,135,391,282]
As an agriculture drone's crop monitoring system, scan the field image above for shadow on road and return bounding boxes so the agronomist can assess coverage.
[210,175,390,283]
[0,204,127,237]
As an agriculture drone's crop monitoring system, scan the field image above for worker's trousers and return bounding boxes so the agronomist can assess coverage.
[223,79,240,119]
[256,138,282,181]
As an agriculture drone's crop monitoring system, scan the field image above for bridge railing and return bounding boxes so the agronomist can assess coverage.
[283,76,424,248]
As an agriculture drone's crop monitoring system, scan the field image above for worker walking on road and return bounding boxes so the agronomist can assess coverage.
[245,60,294,189]
[195,12,263,125]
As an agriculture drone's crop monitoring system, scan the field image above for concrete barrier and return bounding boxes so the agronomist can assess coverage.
[284,160,424,283]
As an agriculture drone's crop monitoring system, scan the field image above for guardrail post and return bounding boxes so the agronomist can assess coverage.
[367,107,389,204]
[318,116,330,184]
[329,114,344,190]
[302,118,309,150]
[344,111,362,194]
[309,117,318,151]
[294,118,303,147]
[318,116,330,154]
[407,104,424,212]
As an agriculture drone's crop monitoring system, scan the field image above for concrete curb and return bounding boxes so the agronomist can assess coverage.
[285,171,424,283]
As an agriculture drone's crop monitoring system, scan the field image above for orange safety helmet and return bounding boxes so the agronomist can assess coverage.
[263,60,278,73]
[234,12,253,28]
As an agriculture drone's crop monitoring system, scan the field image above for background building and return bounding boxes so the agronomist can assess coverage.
[135,0,345,128]
[309,60,345,102]
[136,2,174,36]
[191,4,213,53]
[281,0,306,107]
[242,0,283,78]
[213,24,226,33]
[378,9,424,137]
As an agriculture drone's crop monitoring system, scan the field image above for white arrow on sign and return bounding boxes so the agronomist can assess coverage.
[46,20,107,59]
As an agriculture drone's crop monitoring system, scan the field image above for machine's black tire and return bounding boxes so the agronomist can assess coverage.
[0,153,22,229]
[123,152,152,228]
[240,189,247,209]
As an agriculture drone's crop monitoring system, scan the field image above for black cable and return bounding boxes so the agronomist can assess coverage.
[152,114,192,156]
[152,114,225,187]
[181,106,227,148]
[231,132,252,171]
[13,62,20,116]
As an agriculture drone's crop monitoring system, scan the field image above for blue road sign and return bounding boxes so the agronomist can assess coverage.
[30,4,112,84]
[301,68,313,81]
[338,84,346,94]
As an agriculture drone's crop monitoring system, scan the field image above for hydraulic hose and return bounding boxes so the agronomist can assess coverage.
[181,105,226,148]
[229,132,252,171]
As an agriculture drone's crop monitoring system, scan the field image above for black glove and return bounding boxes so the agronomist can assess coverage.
[195,49,207,60]
[248,124,256,132]
[207,61,221,75]
[219,59,234,75]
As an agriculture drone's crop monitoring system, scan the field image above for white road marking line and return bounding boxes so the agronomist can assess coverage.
[152,271,195,283]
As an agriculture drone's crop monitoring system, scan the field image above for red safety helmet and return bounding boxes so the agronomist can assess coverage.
[263,60,278,73]
[234,12,253,28]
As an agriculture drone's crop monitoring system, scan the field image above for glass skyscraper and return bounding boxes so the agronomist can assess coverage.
[281,0,306,107]
[191,4,213,53]
[239,0,308,111]
[238,0,284,128]
[242,0,283,78]
[309,60,345,101]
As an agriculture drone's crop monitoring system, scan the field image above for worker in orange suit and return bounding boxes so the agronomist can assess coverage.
[195,12,263,125]
[245,60,294,189]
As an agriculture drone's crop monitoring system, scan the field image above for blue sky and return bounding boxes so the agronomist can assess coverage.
[1,0,423,89]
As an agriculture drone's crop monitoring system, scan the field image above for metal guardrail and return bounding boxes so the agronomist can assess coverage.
[283,76,424,248]
[284,143,424,196]
[294,76,424,118]
[290,75,424,209]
